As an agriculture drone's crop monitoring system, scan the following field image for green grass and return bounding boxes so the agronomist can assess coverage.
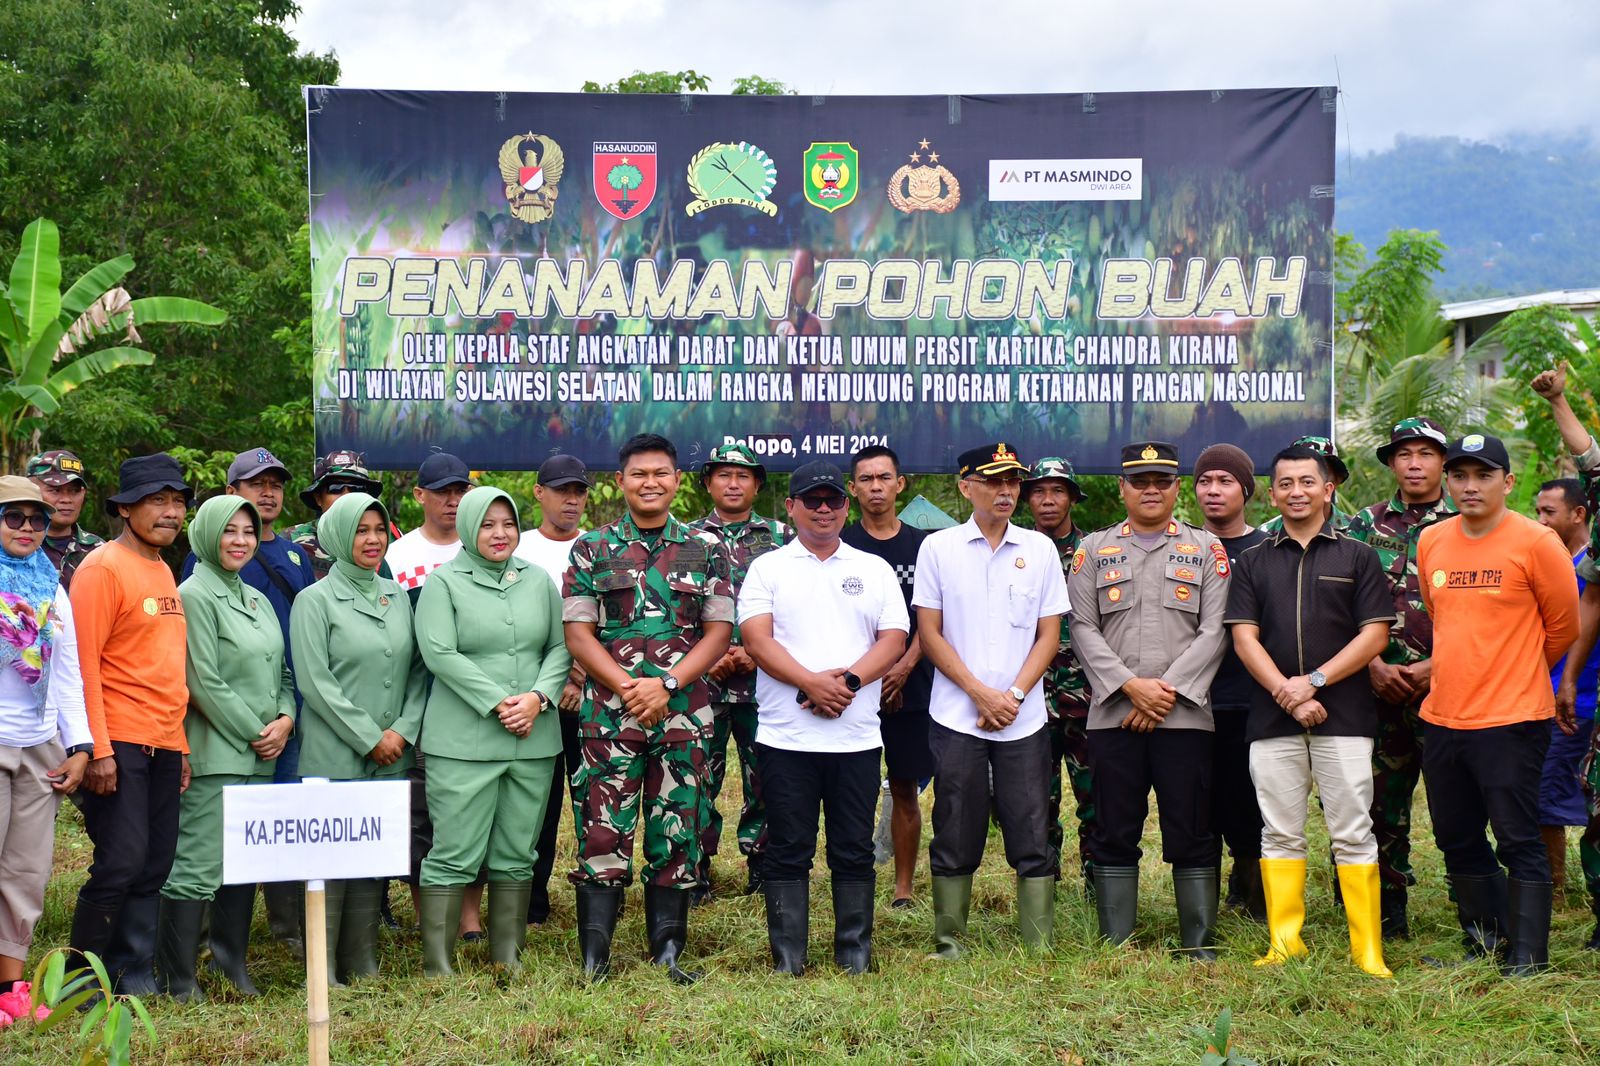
[13,787,1600,1065]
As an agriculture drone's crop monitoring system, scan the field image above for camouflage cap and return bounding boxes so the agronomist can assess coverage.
[1375,416,1448,464]
[1290,435,1349,482]
[700,442,766,482]
[25,449,88,487]
[299,449,383,512]
[1022,456,1083,500]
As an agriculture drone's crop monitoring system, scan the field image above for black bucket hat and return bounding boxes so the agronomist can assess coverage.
[104,452,193,517]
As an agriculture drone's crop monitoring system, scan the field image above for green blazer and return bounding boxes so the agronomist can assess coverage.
[179,563,294,777]
[290,566,427,780]
[414,552,571,761]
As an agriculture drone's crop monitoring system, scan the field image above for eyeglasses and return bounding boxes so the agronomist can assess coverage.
[1125,476,1178,490]
[1,510,48,531]
[796,493,848,512]
[969,474,1023,488]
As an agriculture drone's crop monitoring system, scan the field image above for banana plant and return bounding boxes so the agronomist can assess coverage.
[0,217,226,468]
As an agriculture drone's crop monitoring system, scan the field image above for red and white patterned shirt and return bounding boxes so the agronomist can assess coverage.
[383,529,462,593]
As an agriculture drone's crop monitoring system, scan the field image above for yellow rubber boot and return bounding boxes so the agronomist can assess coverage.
[1336,863,1394,978]
[1254,858,1309,966]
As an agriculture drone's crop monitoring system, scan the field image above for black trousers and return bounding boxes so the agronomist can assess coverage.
[757,743,879,883]
[927,720,1052,878]
[1422,719,1551,882]
[532,711,583,893]
[78,742,183,907]
[1211,706,1262,865]
[1088,726,1218,868]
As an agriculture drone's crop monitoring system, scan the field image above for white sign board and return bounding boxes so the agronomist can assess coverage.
[222,780,410,884]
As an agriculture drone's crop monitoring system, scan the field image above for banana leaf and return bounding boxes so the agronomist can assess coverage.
[7,218,61,352]
[127,296,227,325]
[58,255,135,323]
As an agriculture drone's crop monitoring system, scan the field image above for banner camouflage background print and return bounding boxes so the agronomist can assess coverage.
[305,87,1336,473]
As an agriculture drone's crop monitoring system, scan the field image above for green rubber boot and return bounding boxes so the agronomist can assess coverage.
[1017,876,1056,952]
[930,875,973,960]
[487,882,532,971]
[419,885,465,978]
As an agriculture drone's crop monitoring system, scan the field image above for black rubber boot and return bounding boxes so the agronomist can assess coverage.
[68,898,119,977]
[832,880,875,975]
[1380,884,1411,941]
[207,883,260,996]
[108,894,160,996]
[1585,918,1600,952]
[690,856,713,907]
[487,882,532,971]
[575,884,623,982]
[644,884,700,985]
[1426,871,1508,967]
[526,883,551,926]
[155,897,207,1003]
[1093,866,1140,946]
[745,853,766,896]
[763,881,809,976]
[336,879,382,981]
[1173,867,1220,963]
[320,881,347,988]
[1503,878,1553,977]
[1235,860,1267,922]
[263,881,305,951]
[418,885,463,979]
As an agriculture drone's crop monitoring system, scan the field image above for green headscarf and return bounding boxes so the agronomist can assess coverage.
[191,496,261,607]
[317,491,391,602]
[456,486,520,580]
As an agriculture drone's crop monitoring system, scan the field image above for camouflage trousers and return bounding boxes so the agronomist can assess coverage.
[699,701,765,863]
[569,732,708,889]
[1371,698,1426,893]
[1581,733,1600,917]
[1046,712,1095,880]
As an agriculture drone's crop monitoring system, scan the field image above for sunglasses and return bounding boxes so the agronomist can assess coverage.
[322,483,362,496]
[1,510,48,531]
[1125,476,1178,490]
[796,493,848,512]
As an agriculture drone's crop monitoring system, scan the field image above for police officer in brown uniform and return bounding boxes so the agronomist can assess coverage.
[1068,442,1229,959]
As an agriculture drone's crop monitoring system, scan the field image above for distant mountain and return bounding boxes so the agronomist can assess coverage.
[1335,135,1600,299]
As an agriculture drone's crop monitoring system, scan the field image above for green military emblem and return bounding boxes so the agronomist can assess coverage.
[685,142,778,218]
[803,142,859,212]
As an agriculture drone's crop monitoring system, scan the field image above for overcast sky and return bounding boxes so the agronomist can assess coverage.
[291,0,1596,156]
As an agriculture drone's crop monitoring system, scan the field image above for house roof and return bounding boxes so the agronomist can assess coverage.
[1440,288,1600,322]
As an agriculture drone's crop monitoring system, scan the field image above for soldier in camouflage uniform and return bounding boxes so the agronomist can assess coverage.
[288,450,385,580]
[690,443,790,902]
[1259,436,1354,536]
[26,450,104,591]
[1022,456,1095,887]
[1344,416,1455,938]
[562,433,734,983]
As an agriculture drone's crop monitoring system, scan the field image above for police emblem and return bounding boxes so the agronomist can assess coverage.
[888,138,960,214]
[500,132,565,224]
[1071,547,1087,574]
[593,141,658,220]
[1210,542,1230,576]
[803,142,858,212]
[1014,557,1026,569]
[686,142,778,217]
[1107,587,1123,603]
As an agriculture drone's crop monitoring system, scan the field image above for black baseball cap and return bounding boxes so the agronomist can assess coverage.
[788,461,848,497]
[1120,441,1181,477]
[537,454,590,488]
[1443,433,1511,473]
[417,452,473,491]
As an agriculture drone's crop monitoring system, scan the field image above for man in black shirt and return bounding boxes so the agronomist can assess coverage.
[842,445,934,907]
[1226,445,1395,977]
[1194,444,1268,920]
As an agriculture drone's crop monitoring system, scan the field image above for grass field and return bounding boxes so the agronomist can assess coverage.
[11,785,1600,1065]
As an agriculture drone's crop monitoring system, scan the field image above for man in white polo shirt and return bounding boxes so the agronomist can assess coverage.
[739,461,908,976]
[913,443,1069,958]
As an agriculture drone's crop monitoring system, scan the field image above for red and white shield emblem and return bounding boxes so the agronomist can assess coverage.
[519,166,544,191]
[592,141,658,220]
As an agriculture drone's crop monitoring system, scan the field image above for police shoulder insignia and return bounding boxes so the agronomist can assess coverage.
[1071,546,1087,574]
[1210,542,1230,576]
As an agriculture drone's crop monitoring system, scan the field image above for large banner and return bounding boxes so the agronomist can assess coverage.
[307,87,1336,473]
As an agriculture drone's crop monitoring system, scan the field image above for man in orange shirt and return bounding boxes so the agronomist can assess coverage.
[1418,434,1580,976]
[68,454,193,995]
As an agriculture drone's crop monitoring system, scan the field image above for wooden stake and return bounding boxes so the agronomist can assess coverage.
[305,880,330,1066]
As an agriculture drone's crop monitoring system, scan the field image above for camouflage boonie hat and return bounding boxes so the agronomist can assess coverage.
[25,449,88,487]
[1375,416,1448,464]
[299,449,383,512]
[1290,435,1349,482]
[700,442,766,483]
[1023,456,1083,500]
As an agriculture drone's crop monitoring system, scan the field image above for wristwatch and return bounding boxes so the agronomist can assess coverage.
[64,744,94,759]
[661,675,680,694]
[1308,670,1327,689]
[1007,686,1027,702]
[843,672,862,692]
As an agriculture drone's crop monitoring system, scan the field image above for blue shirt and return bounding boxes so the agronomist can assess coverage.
[182,533,316,676]
[1551,547,1599,720]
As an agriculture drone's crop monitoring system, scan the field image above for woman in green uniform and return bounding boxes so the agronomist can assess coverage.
[290,492,426,986]
[414,487,570,976]
[157,496,294,1001]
